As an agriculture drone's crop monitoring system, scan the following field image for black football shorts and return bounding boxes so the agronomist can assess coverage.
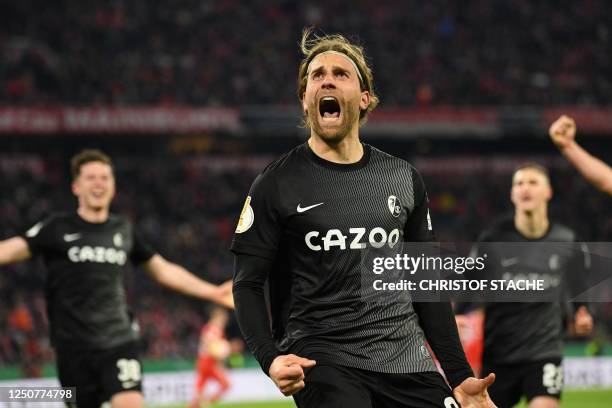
[482,358,563,407]
[293,364,460,408]
[56,341,143,407]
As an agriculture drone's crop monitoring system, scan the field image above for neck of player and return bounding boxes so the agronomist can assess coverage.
[514,208,549,239]
[78,205,109,224]
[308,132,363,164]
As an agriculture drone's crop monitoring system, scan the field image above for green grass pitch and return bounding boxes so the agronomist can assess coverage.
[153,389,612,408]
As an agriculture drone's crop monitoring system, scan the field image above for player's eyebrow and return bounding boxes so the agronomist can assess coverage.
[309,64,352,77]
[309,65,324,77]
[332,66,350,75]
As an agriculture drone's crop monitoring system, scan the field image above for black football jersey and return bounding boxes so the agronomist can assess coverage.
[472,217,589,364]
[231,143,438,374]
[22,212,155,350]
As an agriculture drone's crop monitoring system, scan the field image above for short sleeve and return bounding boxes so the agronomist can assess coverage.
[129,225,156,265]
[468,229,493,260]
[404,167,435,242]
[21,216,55,254]
[230,170,283,260]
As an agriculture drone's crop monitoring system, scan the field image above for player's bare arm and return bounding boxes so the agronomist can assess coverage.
[218,279,233,298]
[143,254,234,308]
[0,236,32,265]
[549,115,612,195]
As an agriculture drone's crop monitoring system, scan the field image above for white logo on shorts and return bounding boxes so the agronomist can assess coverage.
[117,358,141,390]
[542,362,563,394]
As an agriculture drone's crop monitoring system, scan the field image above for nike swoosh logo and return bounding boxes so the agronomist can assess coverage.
[297,202,324,213]
[500,257,519,267]
[63,233,81,242]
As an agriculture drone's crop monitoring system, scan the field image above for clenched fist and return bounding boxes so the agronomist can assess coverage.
[269,354,316,396]
[549,115,577,150]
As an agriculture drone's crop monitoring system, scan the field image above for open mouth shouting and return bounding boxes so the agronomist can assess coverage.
[319,96,341,123]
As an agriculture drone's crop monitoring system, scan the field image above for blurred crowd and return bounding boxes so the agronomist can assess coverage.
[1,151,611,374]
[2,0,611,107]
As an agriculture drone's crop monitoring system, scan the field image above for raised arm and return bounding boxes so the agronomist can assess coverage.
[143,254,234,309]
[549,115,612,195]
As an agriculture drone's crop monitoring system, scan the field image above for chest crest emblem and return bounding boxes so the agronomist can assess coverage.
[387,195,401,217]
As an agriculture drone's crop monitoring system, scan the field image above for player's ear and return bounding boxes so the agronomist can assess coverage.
[71,180,80,197]
[301,94,307,114]
[109,181,117,199]
[360,91,371,111]
[509,186,518,206]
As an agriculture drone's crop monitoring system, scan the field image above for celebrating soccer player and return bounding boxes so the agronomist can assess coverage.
[0,149,233,408]
[231,29,496,408]
[459,164,593,408]
[549,115,612,195]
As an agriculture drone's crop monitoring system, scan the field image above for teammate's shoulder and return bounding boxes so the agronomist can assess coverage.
[31,212,70,228]
[23,212,70,239]
[478,215,514,241]
[548,222,579,242]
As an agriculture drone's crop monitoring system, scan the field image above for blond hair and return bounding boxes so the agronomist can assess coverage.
[297,28,379,127]
[512,163,551,185]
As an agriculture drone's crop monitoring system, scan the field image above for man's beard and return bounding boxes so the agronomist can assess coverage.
[307,100,359,144]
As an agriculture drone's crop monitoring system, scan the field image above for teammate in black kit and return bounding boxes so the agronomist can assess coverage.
[231,30,496,408]
[459,164,593,408]
[0,150,233,408]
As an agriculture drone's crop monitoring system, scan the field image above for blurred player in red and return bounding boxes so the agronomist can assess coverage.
[456,309,484,377]
[189,307,231,408]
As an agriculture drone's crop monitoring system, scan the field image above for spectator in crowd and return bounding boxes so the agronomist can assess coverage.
[1,1,610,107]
